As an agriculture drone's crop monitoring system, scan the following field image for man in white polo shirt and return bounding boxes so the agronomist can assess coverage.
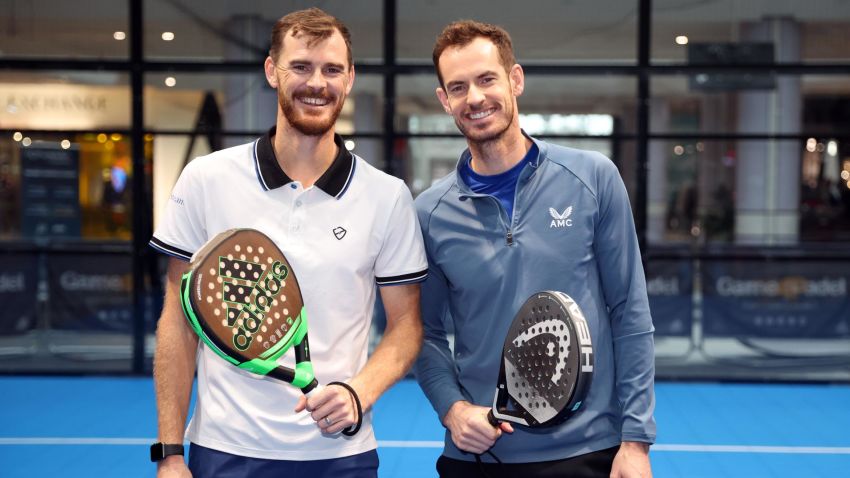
[148,8,427,478]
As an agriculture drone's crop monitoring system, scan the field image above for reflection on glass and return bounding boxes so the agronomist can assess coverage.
[647,139,850,245]
[650,76,850,135]
[0,133,148,241]
[398,0,637,62]
[652,1,850,63]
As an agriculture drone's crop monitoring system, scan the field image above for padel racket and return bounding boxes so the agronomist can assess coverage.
[179,228,360,435]
[487,290,594,428]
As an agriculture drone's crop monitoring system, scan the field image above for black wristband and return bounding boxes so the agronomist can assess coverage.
[149,442,184,462]
[328,381,363,436]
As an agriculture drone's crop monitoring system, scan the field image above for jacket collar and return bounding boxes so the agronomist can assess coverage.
[253,126,355,199]
[454,130,545,194]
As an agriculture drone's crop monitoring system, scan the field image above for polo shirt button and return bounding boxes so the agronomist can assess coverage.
[295,200,302,207]
[290,184,297,189]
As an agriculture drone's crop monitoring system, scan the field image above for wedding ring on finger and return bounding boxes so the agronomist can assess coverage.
[324,416,332,426]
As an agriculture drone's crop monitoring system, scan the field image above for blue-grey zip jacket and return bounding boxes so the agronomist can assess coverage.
[414,135,656,463]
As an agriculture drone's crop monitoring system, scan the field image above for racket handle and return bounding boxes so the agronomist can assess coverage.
[302,379,320,396]
[486,409,499,427]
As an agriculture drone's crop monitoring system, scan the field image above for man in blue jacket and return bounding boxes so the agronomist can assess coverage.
[414,20,656,478]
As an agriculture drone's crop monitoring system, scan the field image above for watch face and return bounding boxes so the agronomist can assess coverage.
[150,443,163,462]
[150,443,184,462]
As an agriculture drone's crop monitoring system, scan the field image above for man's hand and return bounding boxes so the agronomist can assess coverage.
[294,384,358,435]
[442,401,513,454]
[157,455,192,478]
[611,441,652,478]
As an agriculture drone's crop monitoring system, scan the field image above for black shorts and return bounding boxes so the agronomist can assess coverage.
[436,446,619,478]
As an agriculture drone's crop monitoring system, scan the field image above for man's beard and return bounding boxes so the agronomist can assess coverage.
[454,103,513,146]
[280,88,345,136]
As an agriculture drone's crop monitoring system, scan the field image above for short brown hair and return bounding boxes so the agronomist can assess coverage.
[269,8,353,69]
[432,20,516,87]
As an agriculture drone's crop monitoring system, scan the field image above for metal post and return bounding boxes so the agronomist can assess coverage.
[130,0,149,374]
[636,0,651,256]
[382,0,397,178]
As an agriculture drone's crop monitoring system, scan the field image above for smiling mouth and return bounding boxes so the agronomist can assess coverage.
[467,108,495,120]
[298,96,331,107]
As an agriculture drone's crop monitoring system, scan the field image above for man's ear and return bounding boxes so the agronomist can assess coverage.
[264,57,278,88]
[436,87,451,113]
[509,64,525,97]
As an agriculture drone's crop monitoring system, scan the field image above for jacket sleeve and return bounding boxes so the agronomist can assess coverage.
[593,155,657,444]
[413,204,467,422]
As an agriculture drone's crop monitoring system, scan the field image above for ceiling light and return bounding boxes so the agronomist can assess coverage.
[827,140,838,156]
[162,32,175,41]
[165,76,177,87]
[113,31,126,41]
[60,140,71,149]
[12,132,22,142]
[344,140,356,151]
[675,35,689,45]
[806,138,817,152]
[22,137,32,147]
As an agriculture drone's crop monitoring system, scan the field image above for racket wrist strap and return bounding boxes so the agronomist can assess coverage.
[328,381,362,436]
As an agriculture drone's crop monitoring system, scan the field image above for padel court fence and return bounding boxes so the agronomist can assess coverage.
[1,243,849,381]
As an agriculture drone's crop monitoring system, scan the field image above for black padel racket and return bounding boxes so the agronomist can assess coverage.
[487,291,594,428]
[179,228,360,435]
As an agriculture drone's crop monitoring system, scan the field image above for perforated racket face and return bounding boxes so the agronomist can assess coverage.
[183,229,305,362]
[493,291,594,427]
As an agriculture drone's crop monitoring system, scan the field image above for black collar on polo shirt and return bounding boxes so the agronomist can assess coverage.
[253,126,356,199]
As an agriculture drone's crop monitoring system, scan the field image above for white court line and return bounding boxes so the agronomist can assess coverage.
[652,444,850,455]
[0,438,849,455]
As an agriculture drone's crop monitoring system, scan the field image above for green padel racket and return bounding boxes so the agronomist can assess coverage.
[179,228,360,435]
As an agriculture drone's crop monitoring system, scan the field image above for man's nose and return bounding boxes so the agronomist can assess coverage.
[466,84,485,106]
[306,68,327,90]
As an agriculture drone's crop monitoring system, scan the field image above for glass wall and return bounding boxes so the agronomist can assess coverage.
[1,0,848,379]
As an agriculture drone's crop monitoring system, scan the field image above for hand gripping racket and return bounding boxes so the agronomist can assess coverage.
[179,228,361,435]
[487,291,594,428]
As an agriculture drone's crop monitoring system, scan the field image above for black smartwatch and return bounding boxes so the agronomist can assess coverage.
[150,442,185,462]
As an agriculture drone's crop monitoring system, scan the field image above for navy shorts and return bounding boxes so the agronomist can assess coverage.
[188,443,379,478]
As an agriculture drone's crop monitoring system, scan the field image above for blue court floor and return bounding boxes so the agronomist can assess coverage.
[0,377,848,477]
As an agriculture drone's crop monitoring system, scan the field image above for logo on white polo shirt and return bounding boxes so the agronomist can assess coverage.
[549,206,573,228]
[333,226,347,240]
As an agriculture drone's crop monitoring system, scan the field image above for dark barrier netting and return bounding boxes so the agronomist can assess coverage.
[646,259,693,337]
[0,253,39,336]
[702,260,850,339]
[47,253,133,333]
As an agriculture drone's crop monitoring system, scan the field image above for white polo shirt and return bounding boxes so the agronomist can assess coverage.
[150,128,428,460]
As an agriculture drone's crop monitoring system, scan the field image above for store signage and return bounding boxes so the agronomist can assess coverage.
[20,145,81,238]
[0,83,129,129]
